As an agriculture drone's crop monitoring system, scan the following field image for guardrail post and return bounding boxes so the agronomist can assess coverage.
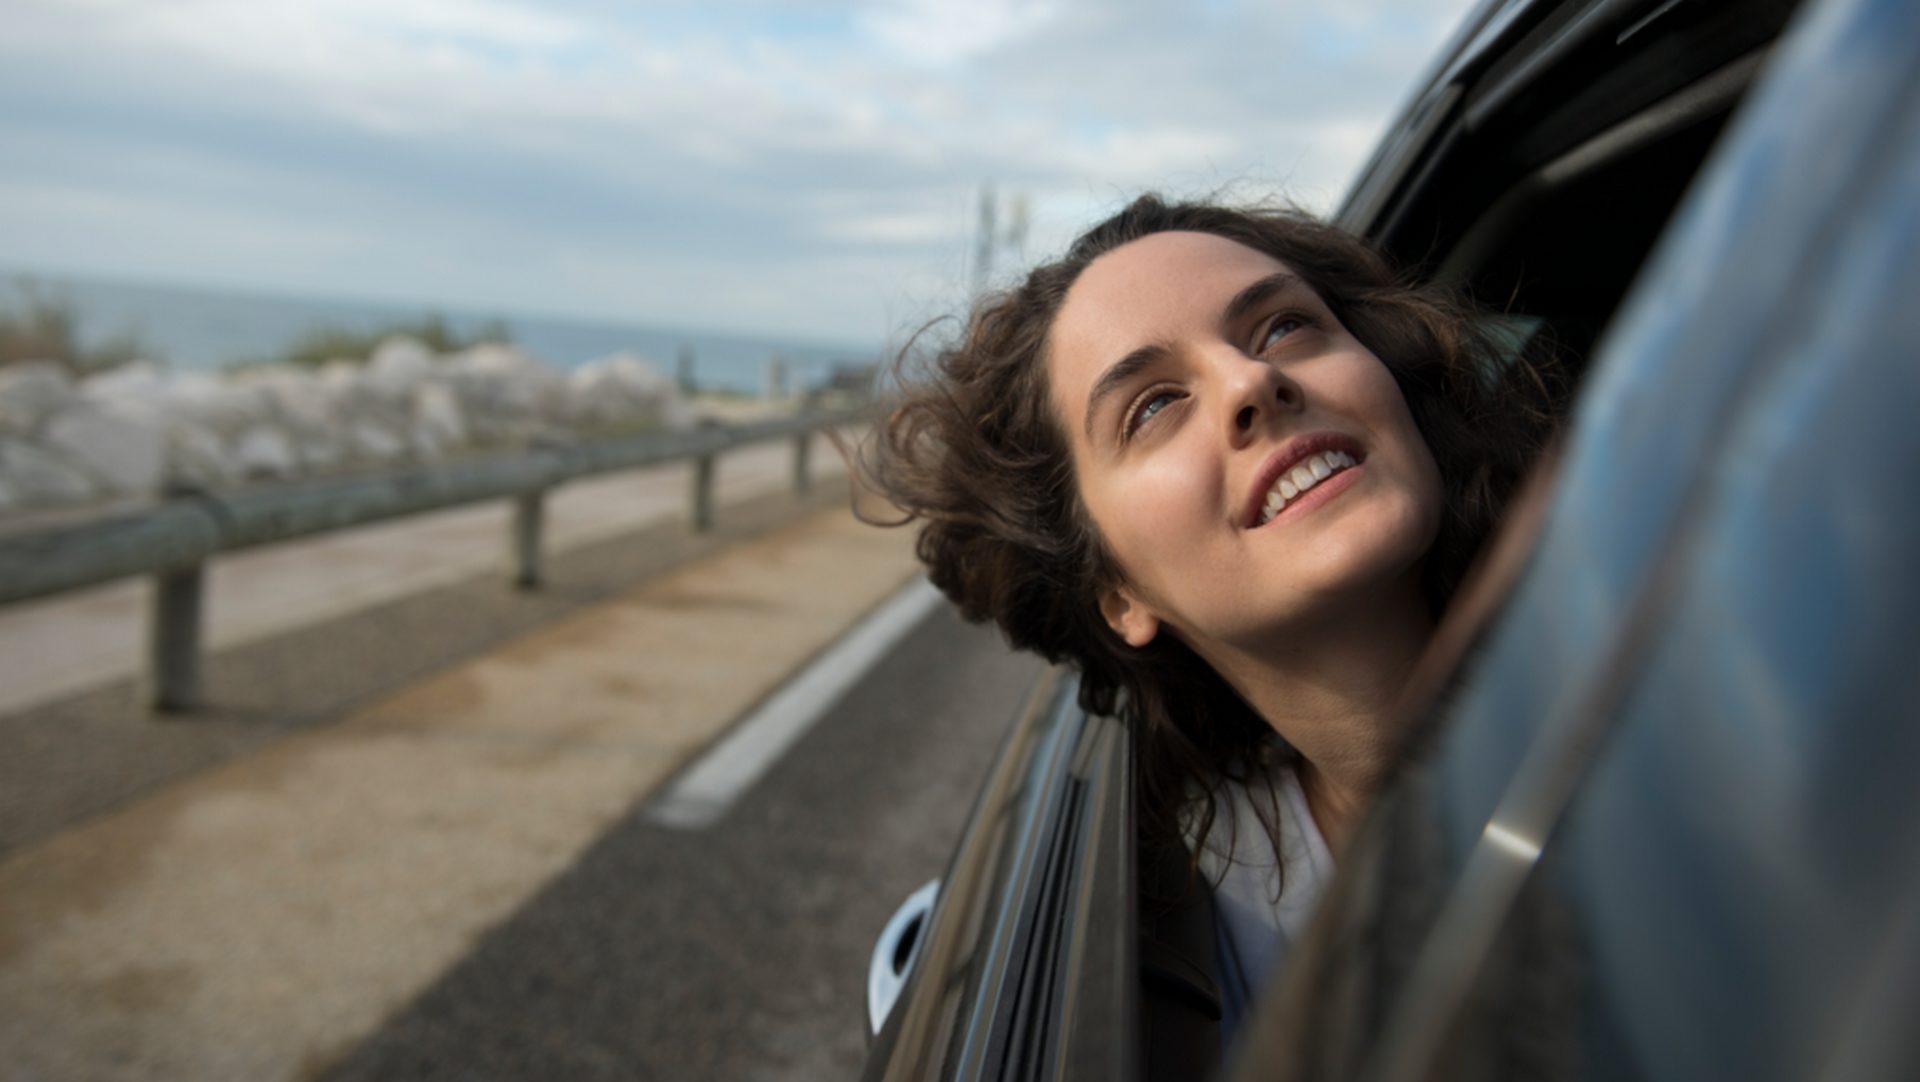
[149,563,206,713]
[512,490,546,589]
[791,432,812,495]
[691,455,716,532]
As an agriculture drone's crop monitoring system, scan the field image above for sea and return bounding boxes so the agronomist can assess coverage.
[3,269,880,396]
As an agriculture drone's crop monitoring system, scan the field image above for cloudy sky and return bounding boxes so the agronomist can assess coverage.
[0,0,1478,348]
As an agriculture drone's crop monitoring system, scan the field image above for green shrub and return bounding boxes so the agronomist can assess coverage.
[266,314,513,369]
[0,281,152,375]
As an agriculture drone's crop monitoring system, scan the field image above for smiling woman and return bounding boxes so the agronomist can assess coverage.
[1050,232,1446,664]
[860,193,1563,1046]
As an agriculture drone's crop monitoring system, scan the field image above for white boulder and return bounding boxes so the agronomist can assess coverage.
[164,422,235,488]
[444,343,561,442]
[294,433,345,472]
[412,382,468,449]
[368,336,435,391]
[448,342,536,376]
[232,425,300,480]
[566,352,683,428]
[347,418,407,462]
[250,368,347,467]
[80,359,166,403]
[41,403,167,495]
[162,372,272,438]
[317,358,364,389]
[0,437,99,504]
[0,362,76,435]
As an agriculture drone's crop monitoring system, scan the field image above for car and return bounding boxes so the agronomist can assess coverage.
[862,0,1920,1078]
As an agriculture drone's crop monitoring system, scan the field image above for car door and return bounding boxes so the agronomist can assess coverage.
[1233,0,1920,1078]
[863,667,1142,1082]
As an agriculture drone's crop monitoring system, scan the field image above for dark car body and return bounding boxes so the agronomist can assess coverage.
[864,0,1920,1077]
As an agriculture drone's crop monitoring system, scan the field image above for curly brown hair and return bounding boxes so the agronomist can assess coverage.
[861,194,1561,874]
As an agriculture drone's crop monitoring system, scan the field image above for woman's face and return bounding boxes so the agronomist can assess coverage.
[1046,230,1444,655]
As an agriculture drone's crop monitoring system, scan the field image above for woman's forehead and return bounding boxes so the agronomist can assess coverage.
[1055,233,1292,348]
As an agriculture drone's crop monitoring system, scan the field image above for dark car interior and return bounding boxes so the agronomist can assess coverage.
[1368,0,1800,389]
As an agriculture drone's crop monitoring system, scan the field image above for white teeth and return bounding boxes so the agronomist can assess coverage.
[1256,449,1360,525]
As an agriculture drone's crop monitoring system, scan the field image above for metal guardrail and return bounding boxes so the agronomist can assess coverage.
[0,408,866,711]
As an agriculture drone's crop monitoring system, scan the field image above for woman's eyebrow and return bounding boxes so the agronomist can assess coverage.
[1223,271,1305,327]
[1084,342,1172,440]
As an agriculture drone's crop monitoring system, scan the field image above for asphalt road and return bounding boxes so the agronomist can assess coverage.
[315,601,1044,1082]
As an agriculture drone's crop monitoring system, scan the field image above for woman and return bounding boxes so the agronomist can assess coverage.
[862,194,1561,1034]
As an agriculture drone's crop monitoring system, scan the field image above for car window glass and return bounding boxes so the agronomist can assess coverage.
[1409,111,1920,1078]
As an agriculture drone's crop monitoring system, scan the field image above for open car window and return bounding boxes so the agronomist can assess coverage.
[1351,0,1799,385]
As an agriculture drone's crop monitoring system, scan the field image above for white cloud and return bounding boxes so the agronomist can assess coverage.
[815,209,964,245]
[0,0,1482,345]
[858,0,1061,66]
[0,176,375,289]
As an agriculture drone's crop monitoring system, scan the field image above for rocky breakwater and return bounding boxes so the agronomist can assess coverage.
[0,337,692,517]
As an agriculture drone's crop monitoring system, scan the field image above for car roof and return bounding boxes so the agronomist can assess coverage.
[1338,0,1724,236]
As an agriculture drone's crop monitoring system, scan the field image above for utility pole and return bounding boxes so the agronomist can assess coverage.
[1003,192,1029,264]
[972,183,998,296]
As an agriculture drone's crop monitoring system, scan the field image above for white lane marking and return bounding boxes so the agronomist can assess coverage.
[648,576,943,830]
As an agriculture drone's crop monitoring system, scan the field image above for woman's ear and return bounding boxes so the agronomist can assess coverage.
[1098,583,1161,648]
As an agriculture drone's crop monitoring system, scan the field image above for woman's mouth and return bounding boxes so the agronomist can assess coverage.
[1254,449,1360,527]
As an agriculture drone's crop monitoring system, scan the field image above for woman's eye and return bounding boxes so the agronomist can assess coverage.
[1260,315,1305,352]
[1125,390,1180,437]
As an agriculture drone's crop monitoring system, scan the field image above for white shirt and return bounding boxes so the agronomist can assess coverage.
[1189,764,1336,1036]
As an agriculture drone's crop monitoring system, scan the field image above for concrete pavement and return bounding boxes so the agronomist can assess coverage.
[324,604,1041,1082]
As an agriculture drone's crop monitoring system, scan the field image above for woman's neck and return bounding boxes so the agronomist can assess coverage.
[1200,575,1434,855]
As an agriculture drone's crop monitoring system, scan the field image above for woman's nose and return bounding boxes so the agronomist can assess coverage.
[1221,351,1301,444]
